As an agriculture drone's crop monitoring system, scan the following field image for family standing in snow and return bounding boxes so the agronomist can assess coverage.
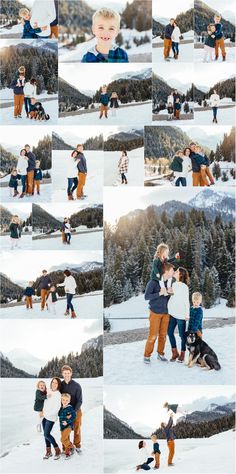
[34,365,82,460]
[170,142,215,186]
[9,144,43,198]
[67,145,87,201]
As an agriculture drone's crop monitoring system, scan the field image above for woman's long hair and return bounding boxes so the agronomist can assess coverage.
[50,377,62,392]
[138,440,144,449]
[178,267,190,286]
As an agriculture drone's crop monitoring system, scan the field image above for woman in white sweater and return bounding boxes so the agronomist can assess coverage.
[209,89,220,123]
[17,149,29,197]
[41,377,62,460]
[30,0,56,38]
[167,267,190,363]
[24,78,37,117]
[171,21,181,59]
[57,269,77,318]
[136,440,154,471]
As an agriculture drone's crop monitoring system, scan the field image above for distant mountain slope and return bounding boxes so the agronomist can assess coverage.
[104,129,144,151]
[195,0,235,37]
[0,205,13,225]
[52,132,73,150]
[0,353,34,378]
[32,204,62,230]
[104,408,145,439]
[59,78,91,111]
[144,126,190,159]
[153,8,193,36]
[0,273,24,304]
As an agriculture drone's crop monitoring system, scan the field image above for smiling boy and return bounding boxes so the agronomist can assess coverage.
[82,8,128,62]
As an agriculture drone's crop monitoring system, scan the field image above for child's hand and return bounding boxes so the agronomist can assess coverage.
[39,411,44,418]
[41,26,47,31]
[201,165,206,169]
[62,421,67,426]
[33,22,38,27]
[159,288,165,296]
[66,414,72,419]
[167,287,174,295]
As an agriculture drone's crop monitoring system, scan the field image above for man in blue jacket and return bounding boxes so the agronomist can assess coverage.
[61,365,83,453]
[76,144,87,199]
[161,414,175,466]
[189,143,206,186]
[25,144,36,195]
[144,263,174,364]
[214,14,226,61]
[164,19,175,61]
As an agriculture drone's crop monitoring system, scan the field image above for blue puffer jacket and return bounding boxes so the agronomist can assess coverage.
[188,306,203,333]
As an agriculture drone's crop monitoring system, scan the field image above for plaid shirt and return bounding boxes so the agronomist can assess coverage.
[118,156,129,173]
[82,46,128,63]
[59,404,76,431]
[188,306,203,333]
[22,20,42,39]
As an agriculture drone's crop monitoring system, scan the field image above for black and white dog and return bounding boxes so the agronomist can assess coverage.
[186,332,221,371]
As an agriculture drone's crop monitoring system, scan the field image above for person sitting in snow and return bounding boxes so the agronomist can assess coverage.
[82,8,128,63]
[136,440,154,471]
[188,292,203,337]
[19,7,47,39]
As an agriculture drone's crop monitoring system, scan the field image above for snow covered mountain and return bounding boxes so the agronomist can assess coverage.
[49,261,103,273]
[104,408,145,439]
[188,189,235,219]
[168,79,192,94]
[6,349,46,376]
[81,335,103,353]
[186,128,221,150]
[112,68,152,82]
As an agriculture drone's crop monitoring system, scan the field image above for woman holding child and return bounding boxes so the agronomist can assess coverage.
[40,377,62,460]
[67,151,79,200]
[17,149,28,198]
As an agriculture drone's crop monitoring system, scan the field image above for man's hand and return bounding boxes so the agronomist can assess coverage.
[62,421,67,426]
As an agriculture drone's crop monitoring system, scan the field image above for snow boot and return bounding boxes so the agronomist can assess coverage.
[13,190,19,197]
[68,194,74,200]
[54,447,61,460]
[170,348,179,362]
[177,351,185,363]
[144,356,150,364]
[43,448,53,459]
[223,56,226,61]
[64,309,70,316]
[157,353,168,362]
[75,447,82,454]
[71,311,77,319]
[19,192,25,198]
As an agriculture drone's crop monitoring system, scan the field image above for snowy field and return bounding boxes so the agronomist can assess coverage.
[194,105,236,125]
[104,148,144,186]
[0,378,103,473]
[0,99,58,125]
[0,23,23,38]
[104,431,235,473]
[194,45,236,63]
[59,103,152,126]
[0,292,103,320]
[105,294,235,332]
[153,114,194,125]
[153,42,194,63]
[0,183,52,203]
[0,234,32,251]
[32,230,103,250]
[52,150,103,204]
[104,325,234,385]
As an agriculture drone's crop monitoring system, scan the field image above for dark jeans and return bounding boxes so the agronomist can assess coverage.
[66,293,74,312]
[140,458,154,471]
[65,233,71,243]
[172,42,179,55]
[24,97,31,114]
[212,107,218,120]
[168,316,186,351]
[121,172,127,183]
[42,418,58,449]
[21,174,27,193]
[67,177,78,196]
[175,177,186,187]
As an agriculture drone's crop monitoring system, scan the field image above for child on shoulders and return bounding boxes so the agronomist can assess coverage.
[151,243,180,296]
[188,292,203,337]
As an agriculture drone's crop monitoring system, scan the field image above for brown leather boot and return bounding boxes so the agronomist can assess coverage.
[71,311,77,318]
[43,447,52,459]
[170,348,179,362]
[177,351,185,363]
[54,447,61,460]
[68,194,74,200]
[64,309,70,316]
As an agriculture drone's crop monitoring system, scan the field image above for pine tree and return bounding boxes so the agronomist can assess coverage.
[202,267,215,308]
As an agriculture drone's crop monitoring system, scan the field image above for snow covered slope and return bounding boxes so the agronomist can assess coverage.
[32,230,103,250]
[0,99,58,126]
[0,184,52,203]
[0,234,32,251]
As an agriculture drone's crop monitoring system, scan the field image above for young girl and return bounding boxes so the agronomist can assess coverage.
[110,92,119,116]
[9,169,20,197]
[151,243,180,295]
[171,21,181,59]
[17,149,28,198]
[203,24,216,62]
[63,218,72,244]
[34,380,47,432]
[170,150,191,187]
[67,151,79,200]
[118,150,129,184]
[167,267,190,363]
[46,285,58,315]
[9,215,21,249]
[136,440,154,471]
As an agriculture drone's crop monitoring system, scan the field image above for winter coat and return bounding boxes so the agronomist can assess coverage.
[9,174,20,188]
[22,20,42,39]
[100,93,110,106]
[24,286,35,297]
[24,82,37,98]
[167,105,174,114]
[110,97,119,108]
[190,152,206,172]
[137,446,150,465]
[34,168,43,180]
[57,275,77,294]
[63,222,71,234]
[46,291,58,303]
[30,0,56,37]
[168,281,190,320]
[174,157,192,179]
[9,222,20,239]
[167,95,174,105]
[11,77,25,95]
[67,157,79,178]
[36,275,52,290]
[144,279,171,314]
[170,156,183,172]
[167,404,178,414]
[151,256,180,282]
[82,45,128,63]
[118,156,129,173]
[34,389,47,412]
[175,102,181,111]
[164,24,174,39]
[205,33,215,48]
[163,417,175,441]
[210,94,220,107]
[188,306,203,333]
[173,93,181,104]
[77,152,87,174]
[172,26,181,42]
[61,379,82,411]
[17,155,28,175]
[26,151,36,172]
[59,404,76,431]
[43,390,61,422]
[214,23,223,40]
[153,442,161,454]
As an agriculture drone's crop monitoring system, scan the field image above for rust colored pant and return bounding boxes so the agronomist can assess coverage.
[164,39,172,58]
[61,427,73,452]
[99,104,108,118]
[50,25,58,38]
[26,170,35,195]
[77,173,86,199]
[33,180,40,193]
[175,109,180,119]
[215,38,226,58]
[144,311,170,357]
[41,289,50,309]
[25,296,32,309]
[201,166,214,184]
[192,172,205,186]
[154,453,160,468]
[73,409,82,448]
[167,440,175,465]
[14,95,24,117]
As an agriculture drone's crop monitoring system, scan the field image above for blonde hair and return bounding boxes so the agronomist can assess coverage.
[151,434,157,440]
[37,380,46,389]
[11,215,19,224]
[61,393,71,401]
[214,14,221,19]
[192,292,202,304]
[93,8,120,26]
[61,365,72,373]
[19,8,30,17]
[154,243,169,260]
[18,66,26,74]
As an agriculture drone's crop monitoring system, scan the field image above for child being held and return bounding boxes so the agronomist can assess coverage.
[24,281,35,309]
[46,285,58,315]
[82,8,128,63]
[188,292,203,337]
[59,393,76,459]
[167,103,174,120]
[163,402,186,420]
[170,150,191,187]
[9,169,21,197]
[151,243,180,296]
[151,434,161,470]
[136,440,154,471]
[195,145,215,186]
[34,380,47,432]
[204,24,216,63]
[33,160,43,195]
[19,8,47,39]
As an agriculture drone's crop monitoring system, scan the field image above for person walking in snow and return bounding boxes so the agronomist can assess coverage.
[171,21,181,59]
[118,150,129,184]
[57,270,77,318]
[209,89,220,123]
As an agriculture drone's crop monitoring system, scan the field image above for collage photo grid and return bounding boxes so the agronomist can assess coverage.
[0,0,235,473]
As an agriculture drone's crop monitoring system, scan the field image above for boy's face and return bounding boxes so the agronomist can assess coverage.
[193,298,201,307]
[38,382,45,391]
[12,171,17,176]
[77,145,83,153]
[102,87,107,93]
[22,13,31,20]
[62,397,70,407]
[210,25,216,32]
[36,161,40,168]
[51,286,56,292]
[214,17,220,24]
[19,75,24,80]
[92,16,119,45]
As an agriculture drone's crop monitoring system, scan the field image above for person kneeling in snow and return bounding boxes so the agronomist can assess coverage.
[136,440,154,471]
[29,98,50,121]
